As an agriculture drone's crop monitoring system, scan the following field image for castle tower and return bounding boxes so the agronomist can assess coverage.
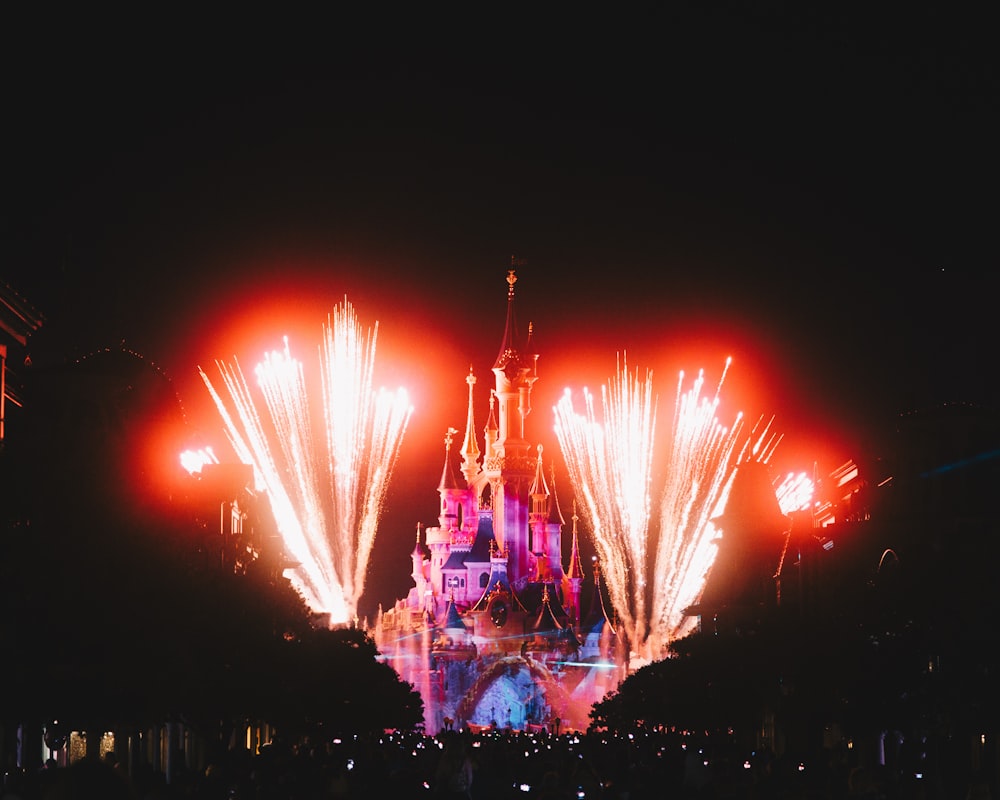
[437,427,463,529]
[411,523,429,610]
[460,368,482,485]
[544,463,567,587]
[564,505,585,627]
[486,267,539,586]
[425,428,462,609]
[528,445,551,580]
[483,390,498,470]
[526,448,567,587]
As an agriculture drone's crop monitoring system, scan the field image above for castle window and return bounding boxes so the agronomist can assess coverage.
[480,573,489,589]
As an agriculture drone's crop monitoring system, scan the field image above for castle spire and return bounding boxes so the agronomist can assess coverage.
[410,522,427,599]
[548,462,566,526]
[562,502,585,627]
[489,264,540,584]
[437,427,461,492]
[494,264,520,371]
[529,444,549,499]
[490,263,539,447]
[460,367,481,483]
[484,389,498,455]
[566,503,584,581]
[583,557,616,634]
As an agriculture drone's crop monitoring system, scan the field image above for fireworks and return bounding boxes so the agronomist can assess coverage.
[180,445,218,475]
[199,298,412,626]
[774,471,815,514]
[554,355,779,664]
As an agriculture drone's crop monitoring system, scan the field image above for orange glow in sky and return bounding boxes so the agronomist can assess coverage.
[168,260,862,620]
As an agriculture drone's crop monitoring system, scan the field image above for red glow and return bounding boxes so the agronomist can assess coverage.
[172,258,457,450]
[165,259,862,619]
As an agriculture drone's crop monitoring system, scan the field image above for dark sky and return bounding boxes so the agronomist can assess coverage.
[4,8,997,616]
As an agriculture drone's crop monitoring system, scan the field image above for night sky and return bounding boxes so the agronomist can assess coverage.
[4,9,997,617]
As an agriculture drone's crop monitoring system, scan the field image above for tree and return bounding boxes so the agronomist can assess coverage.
[1,347,424,769]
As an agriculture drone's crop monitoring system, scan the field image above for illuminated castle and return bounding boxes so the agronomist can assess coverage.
[372,269,619,733]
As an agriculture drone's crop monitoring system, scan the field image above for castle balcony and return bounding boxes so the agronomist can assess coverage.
[425,526,451,547]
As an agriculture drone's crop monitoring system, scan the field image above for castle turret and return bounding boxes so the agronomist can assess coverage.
[460,368,482,485]
[433,593,477,660]
[528,445,551,579]
[411,522,428,598]
[564,505,585,627]
[438,427,462,527]
[484,390,498,462]
[545,463,567,586]
[486,267,539,585]
[492,269,539,449]
[425,429,461,604]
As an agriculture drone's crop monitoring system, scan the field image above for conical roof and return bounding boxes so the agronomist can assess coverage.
[565,504,584,581]
[494,267,524,371]
[530,585,563,634]
[583,561,615,636]
[438,427,462,491]
[443,596,467,632]
[471,542,526,612]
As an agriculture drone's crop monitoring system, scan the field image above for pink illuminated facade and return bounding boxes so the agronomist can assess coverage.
[372,269,619,733]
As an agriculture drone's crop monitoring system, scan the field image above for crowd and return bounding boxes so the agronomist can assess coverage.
[0,727,989,800]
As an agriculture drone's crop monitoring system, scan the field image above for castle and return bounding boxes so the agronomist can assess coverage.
[372,269,620,733]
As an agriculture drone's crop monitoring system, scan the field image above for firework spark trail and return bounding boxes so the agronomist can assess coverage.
[200,298,412,626]
[652,366,745,648]
[200,350,338,617]
[602,357,657,646]
[555,356,765,664]
[554,382,642,650]
[319,304,371,603]
[554,355,658,656]
[254,343,339,604]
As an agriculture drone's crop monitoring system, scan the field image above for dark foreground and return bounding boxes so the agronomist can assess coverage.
[2,728,993,800]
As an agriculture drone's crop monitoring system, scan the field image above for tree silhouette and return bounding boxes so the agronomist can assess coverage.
[0,347,423,763]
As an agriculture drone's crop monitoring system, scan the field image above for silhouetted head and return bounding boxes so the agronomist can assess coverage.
[41,758,135,800]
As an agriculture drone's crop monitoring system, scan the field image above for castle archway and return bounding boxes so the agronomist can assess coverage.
[455,656,571,731]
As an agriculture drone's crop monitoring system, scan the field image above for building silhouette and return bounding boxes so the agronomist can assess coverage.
[0,279,44,446]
